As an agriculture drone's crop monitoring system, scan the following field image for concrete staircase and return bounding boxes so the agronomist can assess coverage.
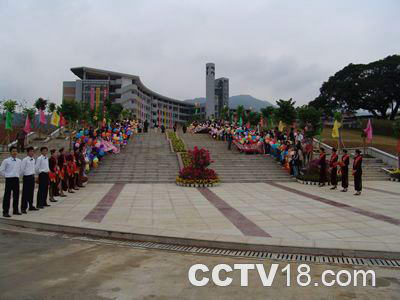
[89,132,179,183]
[181,133,293,182]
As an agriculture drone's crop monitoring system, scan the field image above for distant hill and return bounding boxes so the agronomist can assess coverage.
[184,95,274,111]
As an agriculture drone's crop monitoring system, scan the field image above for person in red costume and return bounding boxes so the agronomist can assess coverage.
[329,148,339,190]
[339,149,350,192]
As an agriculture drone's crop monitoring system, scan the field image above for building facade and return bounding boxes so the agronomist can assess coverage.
[205,63,229,119]
[63,67,195,126]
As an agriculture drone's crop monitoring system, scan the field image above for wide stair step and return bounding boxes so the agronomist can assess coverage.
[88,132,178,183]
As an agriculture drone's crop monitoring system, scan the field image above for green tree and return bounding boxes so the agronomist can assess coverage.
[109,103,124,121]
[34,98,48,139]
[274,98,297,127]
[236,105,244,124]
[297,105,322,137]
[47,102,56,113]
[220,105,229,121]
[121,108,132,120]
[60,99,80,150]
[260,106,276,128]
[310,55,400,120]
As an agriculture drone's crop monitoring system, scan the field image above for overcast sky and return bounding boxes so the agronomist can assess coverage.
[0,0,399,107]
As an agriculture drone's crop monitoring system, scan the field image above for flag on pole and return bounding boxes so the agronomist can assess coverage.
[59,112,66,127]
[278,120,285,132]
[363,119,373,142]
[238,116,243,126]
[332,120,342,138]
[5,111,13,130]
[246,122,250,129]
[50,111,60,127]
[39,109,47,124]
[95,87,100,111]
[23,115,31,133]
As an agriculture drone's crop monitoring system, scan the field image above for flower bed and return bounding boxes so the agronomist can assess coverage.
[180,151,191,167]
[176,146,220,187]
[167,131,186,152]
[296,159,342,183]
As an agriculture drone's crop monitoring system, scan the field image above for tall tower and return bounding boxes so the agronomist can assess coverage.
[206,63,215,118]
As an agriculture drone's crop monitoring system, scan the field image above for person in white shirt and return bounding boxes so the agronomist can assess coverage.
[0,146,21,217]
[35,147,50,209]
[20,146,38,213]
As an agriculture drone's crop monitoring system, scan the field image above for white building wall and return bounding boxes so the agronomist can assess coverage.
[206,63,215,118]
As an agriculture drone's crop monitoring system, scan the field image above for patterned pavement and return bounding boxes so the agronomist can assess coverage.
[0,180,399,253]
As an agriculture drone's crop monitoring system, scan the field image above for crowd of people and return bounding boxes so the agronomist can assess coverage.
[189,120,363,195]
[0,120,134,218]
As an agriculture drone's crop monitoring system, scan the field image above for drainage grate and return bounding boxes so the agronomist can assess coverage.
[62,234,400,268]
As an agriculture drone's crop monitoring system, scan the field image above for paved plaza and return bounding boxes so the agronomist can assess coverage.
[1,180,399,255]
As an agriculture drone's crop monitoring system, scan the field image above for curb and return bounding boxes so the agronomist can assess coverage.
[176,182,220,188]
[0,218,399,260]
[297,179,331,186]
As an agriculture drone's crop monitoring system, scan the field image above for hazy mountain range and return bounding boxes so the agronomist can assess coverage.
[184,95,274,111]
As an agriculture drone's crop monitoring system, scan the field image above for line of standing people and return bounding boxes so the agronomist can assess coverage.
[318,147,363,195]
[0,145,86,218]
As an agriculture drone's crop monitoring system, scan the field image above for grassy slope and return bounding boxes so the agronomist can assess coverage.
[320,127,398,155]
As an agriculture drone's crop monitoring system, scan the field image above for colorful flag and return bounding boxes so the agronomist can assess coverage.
[59,112,66,127]
[238,116,243,126]
[5,111,13,130]
[90,87,95,110]
[50,111,60,127]
[363,119,373,142]
[332,120,341,138]
[23,115,31,133]
[278,120,285,132]
[246,122,250,129]
[39,109,47,124]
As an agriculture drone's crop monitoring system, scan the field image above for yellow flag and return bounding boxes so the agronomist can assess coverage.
[50,111,60,127]
[332,120,341,138]
[278,120,285,132]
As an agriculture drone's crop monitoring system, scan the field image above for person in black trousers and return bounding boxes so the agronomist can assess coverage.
[0,146,21,218]
[353,149,363,196]
[20,146,38,213]
[35,147,50,208]
[227,131,233,150]
[329,148,339,190]
[340,149,350,192]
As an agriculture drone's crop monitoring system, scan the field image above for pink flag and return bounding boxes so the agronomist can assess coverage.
[23,115,31,133]
[59,112,66,127]
[364,119,373,142]
[90,87,95,110]
[39,109,47,124]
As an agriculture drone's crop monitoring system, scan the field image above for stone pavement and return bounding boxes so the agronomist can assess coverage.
[0,180,399,256]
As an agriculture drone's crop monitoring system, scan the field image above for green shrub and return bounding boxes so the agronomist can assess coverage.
[168,131,186,152]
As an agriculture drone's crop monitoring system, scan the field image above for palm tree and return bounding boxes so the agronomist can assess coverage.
[220,105,229,121]
[236,105,244,125]
[34,98,48,139]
